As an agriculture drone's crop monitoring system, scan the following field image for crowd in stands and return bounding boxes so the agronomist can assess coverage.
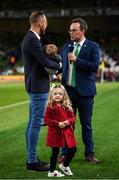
[0,45,119,82]
[98,48,119,82]
[0,47,23,75]
[0,0,119,83]
[0,28,119,82]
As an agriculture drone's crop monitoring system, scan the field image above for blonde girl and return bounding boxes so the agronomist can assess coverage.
[44,85,77,177]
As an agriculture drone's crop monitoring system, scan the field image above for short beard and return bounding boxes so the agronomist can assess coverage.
[39,28,45,36]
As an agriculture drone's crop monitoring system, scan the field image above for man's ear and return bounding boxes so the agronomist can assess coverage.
[82,29,85,34]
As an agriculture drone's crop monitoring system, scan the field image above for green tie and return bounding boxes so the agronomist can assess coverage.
[71,44,80,87]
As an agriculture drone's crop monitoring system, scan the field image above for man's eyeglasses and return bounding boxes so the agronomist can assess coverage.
[68,29,81,33]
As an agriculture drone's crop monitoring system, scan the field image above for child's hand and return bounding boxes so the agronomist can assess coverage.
[63,120,69,126]
[59,121,70,128]
[59,122,66,128]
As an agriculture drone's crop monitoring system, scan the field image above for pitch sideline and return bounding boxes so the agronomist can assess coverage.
[0,100,29,110]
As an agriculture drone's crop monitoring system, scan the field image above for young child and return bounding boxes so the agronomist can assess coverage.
[43,44,62,77]
[44,85,77,177]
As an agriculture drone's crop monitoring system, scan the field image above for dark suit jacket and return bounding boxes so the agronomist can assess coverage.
[21,31,60,93]
[61,39,100,96]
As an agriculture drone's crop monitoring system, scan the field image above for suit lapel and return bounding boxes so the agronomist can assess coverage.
[78,39,88,58]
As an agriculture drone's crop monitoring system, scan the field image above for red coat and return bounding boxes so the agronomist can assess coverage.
[44,104,77,148]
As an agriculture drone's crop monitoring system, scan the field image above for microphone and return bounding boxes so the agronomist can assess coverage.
[68,42,74,53]
[68,42,74,63]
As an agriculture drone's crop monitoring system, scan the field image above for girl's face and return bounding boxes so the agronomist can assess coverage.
[52,88,64,103]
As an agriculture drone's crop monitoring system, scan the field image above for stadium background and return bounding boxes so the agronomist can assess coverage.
[0,0,119,82]
[1,1,119,179]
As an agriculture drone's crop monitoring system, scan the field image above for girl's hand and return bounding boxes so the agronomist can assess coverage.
[59,122,65,128]
[63,120,69,126]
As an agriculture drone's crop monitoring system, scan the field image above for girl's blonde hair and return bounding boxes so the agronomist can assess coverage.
[46,85,73,112]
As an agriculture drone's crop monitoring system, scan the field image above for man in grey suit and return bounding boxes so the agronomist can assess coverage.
[59,17,101,164]
[22,11,61,171]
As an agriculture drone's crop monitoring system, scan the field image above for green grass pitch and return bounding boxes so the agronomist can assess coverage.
[0,82,119,179]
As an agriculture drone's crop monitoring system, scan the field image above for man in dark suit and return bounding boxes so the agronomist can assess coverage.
[21,11,62,171]
[60,18,101,164]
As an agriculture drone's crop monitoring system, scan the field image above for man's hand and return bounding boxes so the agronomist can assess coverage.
[68,53,76,63]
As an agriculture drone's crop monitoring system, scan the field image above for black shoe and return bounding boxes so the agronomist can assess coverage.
[26,161,50,172]
[37,158,50,167]
[85,154,101,164]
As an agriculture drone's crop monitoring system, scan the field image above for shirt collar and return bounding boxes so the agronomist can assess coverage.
[30,30,41,40]
[74,37,86,47]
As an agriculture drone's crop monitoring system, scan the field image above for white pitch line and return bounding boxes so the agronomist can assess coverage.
[0,100,29,110]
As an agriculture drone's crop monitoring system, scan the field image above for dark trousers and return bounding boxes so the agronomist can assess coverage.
[63,86,94,157]
[50,146,77,172]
